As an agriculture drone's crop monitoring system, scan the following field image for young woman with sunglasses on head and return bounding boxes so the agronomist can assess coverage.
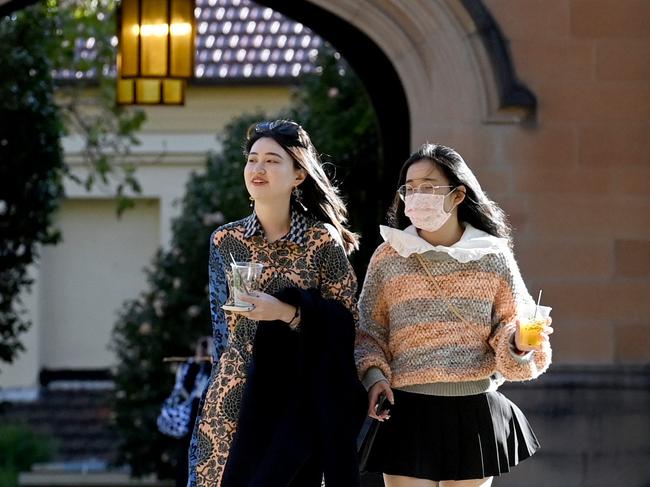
[187,120,366,487]
[355,144,554,487]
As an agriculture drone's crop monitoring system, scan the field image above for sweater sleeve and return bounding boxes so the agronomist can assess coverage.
[209,230,229,363]
[489,248,552,381]
[354,244,392,385]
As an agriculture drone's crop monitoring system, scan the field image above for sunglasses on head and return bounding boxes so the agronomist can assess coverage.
[248,120,303,140]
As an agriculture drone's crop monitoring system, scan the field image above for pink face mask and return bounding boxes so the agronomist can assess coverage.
[404,190,456,232]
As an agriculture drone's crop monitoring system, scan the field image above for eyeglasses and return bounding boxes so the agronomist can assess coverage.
[397,183,455,201]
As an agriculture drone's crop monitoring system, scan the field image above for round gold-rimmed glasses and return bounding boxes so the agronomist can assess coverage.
[397,183,455,201]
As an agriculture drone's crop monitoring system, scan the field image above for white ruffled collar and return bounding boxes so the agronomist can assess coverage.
[379,224,509,263]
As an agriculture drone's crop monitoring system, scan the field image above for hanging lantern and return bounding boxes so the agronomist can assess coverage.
[116,0,194,105]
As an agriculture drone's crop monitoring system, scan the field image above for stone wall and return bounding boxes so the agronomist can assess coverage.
[481,0,650,365]
[500,366,650,487]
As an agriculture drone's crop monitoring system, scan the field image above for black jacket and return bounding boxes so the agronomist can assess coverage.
[222,287,367,487]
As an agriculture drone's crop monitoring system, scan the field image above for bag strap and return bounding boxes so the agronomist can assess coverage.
[192,373,210,399]
[414,253,484,340]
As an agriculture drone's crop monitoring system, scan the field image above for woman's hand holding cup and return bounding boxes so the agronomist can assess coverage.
[515,304,554,352]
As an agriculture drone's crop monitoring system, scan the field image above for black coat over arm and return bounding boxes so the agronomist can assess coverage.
[222,287,368,487]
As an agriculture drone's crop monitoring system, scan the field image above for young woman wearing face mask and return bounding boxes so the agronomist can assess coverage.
[187,120,366,486]
[355,143,553,487]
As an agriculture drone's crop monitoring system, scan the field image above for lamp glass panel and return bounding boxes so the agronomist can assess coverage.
[140,0,169,77]
[116,78,135,104]
[163,79,185,105]
[120,0,139,77]
[170,0,194,77]
[162,79,184,104]
[136,78,162,103]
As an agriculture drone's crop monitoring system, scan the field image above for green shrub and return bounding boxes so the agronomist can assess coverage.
[0,423,56,487]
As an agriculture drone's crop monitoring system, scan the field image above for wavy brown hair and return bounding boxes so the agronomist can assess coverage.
[244,119,359,254]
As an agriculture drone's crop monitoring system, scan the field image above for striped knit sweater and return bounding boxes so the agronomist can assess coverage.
[354,224,552,396]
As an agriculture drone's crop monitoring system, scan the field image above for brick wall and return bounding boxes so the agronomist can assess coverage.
[477,0,650,365]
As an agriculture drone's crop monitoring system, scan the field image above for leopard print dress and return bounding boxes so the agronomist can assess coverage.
[187,210,357,486]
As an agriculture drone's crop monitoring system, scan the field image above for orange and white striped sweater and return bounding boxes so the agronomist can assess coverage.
[354,224,552,396]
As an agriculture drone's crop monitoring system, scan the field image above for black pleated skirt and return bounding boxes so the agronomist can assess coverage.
[364,389,540,481]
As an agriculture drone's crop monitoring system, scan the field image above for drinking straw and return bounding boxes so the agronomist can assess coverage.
[534,289,543,319]
[229,252,251,295]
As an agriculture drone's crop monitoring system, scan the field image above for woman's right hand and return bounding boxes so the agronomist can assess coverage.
[368,380,394,421]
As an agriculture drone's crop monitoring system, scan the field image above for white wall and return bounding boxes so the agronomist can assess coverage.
[0,199,161,388]
[39,199,160,369]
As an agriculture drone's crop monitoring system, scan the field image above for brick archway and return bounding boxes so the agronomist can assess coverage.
[260,0,535,262]
[264,0,534,151]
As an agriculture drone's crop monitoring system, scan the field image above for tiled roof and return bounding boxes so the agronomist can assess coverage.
[194,0,322,81]
[58,0,323,83]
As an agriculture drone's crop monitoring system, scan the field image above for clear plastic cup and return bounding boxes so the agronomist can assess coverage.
[228,262,264,307]
[519,303,552,348]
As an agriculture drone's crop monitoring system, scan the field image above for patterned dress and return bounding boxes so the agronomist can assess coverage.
[187,210,357,486]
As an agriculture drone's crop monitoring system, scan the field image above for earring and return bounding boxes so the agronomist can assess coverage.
[249,196,254,208]
[292,187,307,212]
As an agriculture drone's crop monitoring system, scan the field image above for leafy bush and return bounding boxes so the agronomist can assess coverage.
[0,5,65,369]
[0,423,56,487]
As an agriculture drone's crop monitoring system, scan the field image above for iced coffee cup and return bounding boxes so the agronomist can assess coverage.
[518,303,552,348]
[225,262,264,310]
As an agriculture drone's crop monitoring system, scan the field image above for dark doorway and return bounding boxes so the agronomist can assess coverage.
[259,0,411,269]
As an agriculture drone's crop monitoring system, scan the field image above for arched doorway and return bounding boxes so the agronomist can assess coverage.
[282,0,535,133]
[260,0,534,244]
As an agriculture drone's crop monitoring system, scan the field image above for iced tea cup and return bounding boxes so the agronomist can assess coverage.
[228,262,264,307]
[519,304,552,348]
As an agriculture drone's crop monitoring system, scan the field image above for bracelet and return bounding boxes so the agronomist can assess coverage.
[287,306,300,328]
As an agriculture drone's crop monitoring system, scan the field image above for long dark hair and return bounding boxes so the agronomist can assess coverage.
[388,143,512,242]
[244,119,359,254]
